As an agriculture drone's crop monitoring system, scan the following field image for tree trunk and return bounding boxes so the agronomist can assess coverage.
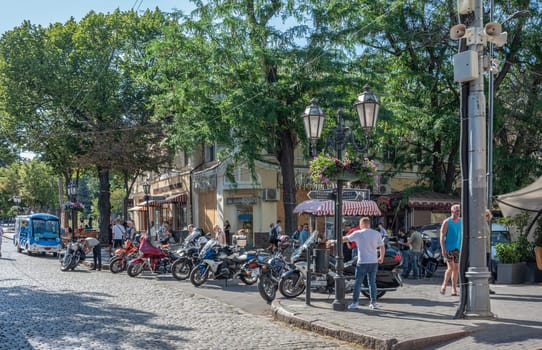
[97,166,111,245]
[277,128,297,235]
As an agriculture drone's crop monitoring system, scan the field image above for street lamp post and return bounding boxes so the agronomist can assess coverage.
[13,195,21,215]
[303,85,380,311]
[68,182,78,242]
[143,178,151,241]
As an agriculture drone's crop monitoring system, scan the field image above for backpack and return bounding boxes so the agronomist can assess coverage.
[269,226,278,240]
[292,230,300,241]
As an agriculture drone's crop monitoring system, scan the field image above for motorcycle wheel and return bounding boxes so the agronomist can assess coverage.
[278,273,305,298]
[258,274,277,303]
[109,257,125,274]
[60,254,73,272]
[240,273,258,285]
[127,262,145,277]
[190,265,209,287]
[171,259,192,281]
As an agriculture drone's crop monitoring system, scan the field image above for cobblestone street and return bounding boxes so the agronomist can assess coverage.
[0,238,359,350]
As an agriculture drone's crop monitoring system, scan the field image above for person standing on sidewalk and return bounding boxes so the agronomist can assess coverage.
[406,227,423,279]
[112,219,125,249]
[440,204,462,296]
[327,217,384,310]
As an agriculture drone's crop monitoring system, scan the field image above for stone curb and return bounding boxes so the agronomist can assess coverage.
[271,300,475,350]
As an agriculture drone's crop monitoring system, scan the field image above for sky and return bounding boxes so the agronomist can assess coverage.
[0,0,195,35]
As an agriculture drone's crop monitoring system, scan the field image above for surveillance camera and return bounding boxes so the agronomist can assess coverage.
[450,24,467,40]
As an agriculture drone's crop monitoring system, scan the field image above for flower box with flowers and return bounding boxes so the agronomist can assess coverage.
[309,152,378,186]
[63,201,85,211]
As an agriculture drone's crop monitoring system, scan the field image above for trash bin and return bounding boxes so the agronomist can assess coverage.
[313,249,329,274]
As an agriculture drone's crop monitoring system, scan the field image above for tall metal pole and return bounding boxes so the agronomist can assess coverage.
[465,0,492,318]
[487,0,494,210]
[332,110,346,312]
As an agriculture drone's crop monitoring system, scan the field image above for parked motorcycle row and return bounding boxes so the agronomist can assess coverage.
[58,229,404,304]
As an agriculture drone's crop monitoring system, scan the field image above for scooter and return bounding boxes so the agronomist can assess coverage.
[420,239,442,278]
[109,239,139,274]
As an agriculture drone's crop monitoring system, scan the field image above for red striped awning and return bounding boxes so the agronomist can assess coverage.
[163,193,188,204]
[293,199,381,217]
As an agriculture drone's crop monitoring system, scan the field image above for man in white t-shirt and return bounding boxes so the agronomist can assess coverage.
[328,217,384,310]
[84,237,102,271]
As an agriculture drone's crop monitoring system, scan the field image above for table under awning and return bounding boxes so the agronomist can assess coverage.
[293,199,381,217]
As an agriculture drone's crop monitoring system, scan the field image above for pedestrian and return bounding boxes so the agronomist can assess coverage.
[407,227,423,279]
[112,219,125,249]
[298,223,310,247]
[126,220,137,241]
[267,223,278,252]
[485,209,496,294]
[213,224,226,245]
[440,204,462,296]
[342,222,353,262]
[378,223,388,242]
[223,220,231,245]
[292,224,302,248]
[158,221,173,244]
[0,225,4,257]
[275,220,283,237]
[84,236,102,271]
[327,217,385,310]
[397,229,411,278]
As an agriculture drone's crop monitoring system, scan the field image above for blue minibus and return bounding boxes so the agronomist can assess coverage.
[13,213,62,256]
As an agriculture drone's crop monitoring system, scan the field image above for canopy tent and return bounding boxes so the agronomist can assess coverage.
[496,176,542,235]
[293,199,381,217]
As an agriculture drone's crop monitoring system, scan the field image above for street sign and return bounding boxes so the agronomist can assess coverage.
[307,190,334,200]
[307,189,371,201]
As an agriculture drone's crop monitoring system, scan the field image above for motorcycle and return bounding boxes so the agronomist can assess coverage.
[189,239,262,287]
[171,228,208,281]
[109,239,139,274]
[126,237,178,277]
[279,233,403,300]
[254,251,292,303]
[420,239,442,278]
[60,239,86,271]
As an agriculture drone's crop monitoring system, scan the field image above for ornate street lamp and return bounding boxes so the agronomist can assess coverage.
[13,195,21,215]
[143,178,151,240]
[67,181,78,242]
[303,85,380,311]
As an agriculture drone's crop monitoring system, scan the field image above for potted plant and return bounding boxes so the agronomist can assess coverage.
[494,241,526,284]
[309,151,379,186]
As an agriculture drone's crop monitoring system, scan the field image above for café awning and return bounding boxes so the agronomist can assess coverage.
[293,199,382,217]
[138,200,162,207]
[407,191,459,212]
[128,206,145,212]
[163,193,188,204]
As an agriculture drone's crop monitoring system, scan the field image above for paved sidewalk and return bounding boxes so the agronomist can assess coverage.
[271,279,542,350]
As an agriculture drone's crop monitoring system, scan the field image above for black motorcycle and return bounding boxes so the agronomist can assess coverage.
[171,229,208,281]
[420,239,443,278]
[60,240,86,271]
[249,242,292,302]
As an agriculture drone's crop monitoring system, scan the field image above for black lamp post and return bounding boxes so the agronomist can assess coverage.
[143,178,151,240]
[303,85,380,311]
[68,182,78,242]
[13,195,21,215]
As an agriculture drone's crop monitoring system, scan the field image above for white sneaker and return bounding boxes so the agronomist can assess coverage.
[369,303,378,310]
[348,302,359,310]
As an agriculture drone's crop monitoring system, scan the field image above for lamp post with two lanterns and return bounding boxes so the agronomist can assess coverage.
[143,178,151,240]
[67,182,78,242]
[302,85,380,311]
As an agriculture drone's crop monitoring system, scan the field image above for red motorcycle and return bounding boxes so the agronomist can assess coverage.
[109,240,139,274]
[126,237,178,277]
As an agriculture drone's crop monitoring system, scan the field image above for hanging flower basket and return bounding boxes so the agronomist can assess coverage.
[63,201,85,211]
[309,152,379,186]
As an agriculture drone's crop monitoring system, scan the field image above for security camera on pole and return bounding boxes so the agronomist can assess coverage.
[449,0,509,318]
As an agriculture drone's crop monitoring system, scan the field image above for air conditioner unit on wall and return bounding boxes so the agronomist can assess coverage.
[378,184,392,195]
[263,188,279,201]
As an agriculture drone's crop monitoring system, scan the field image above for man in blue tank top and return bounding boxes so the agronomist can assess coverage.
[440,204,462,296]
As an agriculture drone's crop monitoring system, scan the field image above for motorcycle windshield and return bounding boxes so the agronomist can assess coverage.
[291,232,319,261]
[182,231,201,247]
[198,239,218,258]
